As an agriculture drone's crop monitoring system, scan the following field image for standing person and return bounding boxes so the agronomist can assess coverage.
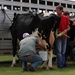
[63,11,75,65]
[63,11,75,26]
[18,33,44,72]
[55,5,70,68]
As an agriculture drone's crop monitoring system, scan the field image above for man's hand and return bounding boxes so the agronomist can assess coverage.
[66,25,70,31]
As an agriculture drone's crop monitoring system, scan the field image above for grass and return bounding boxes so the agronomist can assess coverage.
[0,55,18,62]
[0,55,75,75]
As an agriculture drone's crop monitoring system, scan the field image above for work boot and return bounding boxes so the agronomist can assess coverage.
[28,64,36,72]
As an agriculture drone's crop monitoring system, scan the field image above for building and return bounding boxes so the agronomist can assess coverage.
[0,0,75,55]
[0,0,75,15]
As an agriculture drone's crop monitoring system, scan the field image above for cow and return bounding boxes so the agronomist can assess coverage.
[10,11,60,69]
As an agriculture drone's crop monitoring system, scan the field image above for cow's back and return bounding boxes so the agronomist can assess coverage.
[10,12,40,40]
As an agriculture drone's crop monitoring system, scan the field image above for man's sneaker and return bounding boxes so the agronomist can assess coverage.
[28,64,36,72]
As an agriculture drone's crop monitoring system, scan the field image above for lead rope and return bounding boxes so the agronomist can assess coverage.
[1,8,12,24]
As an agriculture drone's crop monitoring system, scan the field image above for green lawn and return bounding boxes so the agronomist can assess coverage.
[0,55,18,62]
[0,55,75,75]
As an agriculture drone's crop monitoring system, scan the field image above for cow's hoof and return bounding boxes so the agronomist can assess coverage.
[11,63,17,67]
[49,67,53,70]
[41,67,46,70]
[46,67,53,70]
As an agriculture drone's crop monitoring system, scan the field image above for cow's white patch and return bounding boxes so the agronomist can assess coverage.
[31,30,38,37]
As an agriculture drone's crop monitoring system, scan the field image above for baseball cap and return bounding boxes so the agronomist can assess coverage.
[22,33,30,38]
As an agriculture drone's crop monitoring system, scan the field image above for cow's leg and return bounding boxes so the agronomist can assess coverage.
[40,41,48,69]
[38,31,55,69]
[11,57,16,67]
[41,61,47,69]
[47,50,53,70]
[47,31,55,70]
[38,37,48,69]
[11,37,17,67]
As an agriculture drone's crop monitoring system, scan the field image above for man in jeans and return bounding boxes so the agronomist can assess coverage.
[55,5,70,68]
[18,33,44,72]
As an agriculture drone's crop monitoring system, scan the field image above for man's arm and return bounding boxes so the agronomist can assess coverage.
[38,41,45,48]
[56,25,70,38]
[72,22,75,26]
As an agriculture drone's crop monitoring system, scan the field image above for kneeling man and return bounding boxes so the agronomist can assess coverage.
[18,33,44,72]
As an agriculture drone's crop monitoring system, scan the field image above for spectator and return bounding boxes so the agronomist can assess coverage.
[63,11,75,26]
[63,11,75,64]
[18,33,44,72]
[55,5,70,69]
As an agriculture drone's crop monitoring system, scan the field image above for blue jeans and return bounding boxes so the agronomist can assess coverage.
[20,54,43,69]
[55,37,67,68]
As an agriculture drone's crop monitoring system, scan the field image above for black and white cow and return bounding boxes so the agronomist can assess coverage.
[10,11,60,69]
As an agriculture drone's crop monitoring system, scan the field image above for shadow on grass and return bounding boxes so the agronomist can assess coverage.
[0,60,21,68]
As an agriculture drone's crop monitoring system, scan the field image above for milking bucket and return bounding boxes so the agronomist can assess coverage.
[39,51,48,61]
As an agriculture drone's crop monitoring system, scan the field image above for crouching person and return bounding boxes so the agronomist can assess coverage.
[18,33,44,72]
